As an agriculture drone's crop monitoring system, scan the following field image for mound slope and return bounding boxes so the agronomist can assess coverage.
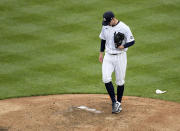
[0,94,179,131]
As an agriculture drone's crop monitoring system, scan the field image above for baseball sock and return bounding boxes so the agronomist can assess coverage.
[105,82,116,103]
[117,85,124,103]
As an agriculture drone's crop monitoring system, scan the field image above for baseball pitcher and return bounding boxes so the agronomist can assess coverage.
[99,11,135,114]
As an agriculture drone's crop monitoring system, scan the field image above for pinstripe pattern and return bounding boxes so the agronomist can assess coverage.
[102,52,127,86]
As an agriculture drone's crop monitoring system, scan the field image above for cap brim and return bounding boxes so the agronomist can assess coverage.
[102,20,109,26]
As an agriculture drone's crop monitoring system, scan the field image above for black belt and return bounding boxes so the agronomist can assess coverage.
[110,54,118,55]
[108,52,123,55]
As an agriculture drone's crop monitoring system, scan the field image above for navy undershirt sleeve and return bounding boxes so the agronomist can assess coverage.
[124,40,135,48]
[100,39,106,52]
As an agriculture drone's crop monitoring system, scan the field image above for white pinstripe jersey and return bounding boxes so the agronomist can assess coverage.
[99,21,134,54]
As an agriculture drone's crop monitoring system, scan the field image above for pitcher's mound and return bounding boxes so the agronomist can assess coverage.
[0,94,180,131]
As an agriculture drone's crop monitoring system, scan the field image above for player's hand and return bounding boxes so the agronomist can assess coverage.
[118,45,124,49]
[99,52,103,63]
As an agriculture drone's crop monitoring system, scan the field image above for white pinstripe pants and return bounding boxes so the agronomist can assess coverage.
[102,52,127,86]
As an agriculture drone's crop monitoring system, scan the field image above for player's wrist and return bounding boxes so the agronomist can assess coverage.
[99,52,104,55]
[118,45,124,49]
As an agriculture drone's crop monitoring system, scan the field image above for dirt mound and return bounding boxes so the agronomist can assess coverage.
[0,94,179,131]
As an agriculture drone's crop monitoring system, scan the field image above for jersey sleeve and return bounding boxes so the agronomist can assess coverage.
[99,27,106,40]
[124,26,134,43]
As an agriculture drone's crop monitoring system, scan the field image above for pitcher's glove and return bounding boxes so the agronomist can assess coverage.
[114,32,125,48]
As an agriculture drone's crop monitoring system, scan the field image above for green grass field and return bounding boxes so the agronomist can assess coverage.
[0,0,180,102]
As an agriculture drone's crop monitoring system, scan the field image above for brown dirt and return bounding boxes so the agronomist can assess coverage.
[0,94,180,131]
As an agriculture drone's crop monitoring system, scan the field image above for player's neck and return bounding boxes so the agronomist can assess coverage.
[112,19,119,27]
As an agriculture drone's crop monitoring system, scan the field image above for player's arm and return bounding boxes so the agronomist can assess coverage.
[99,26,106,63]
[124,40,135,48]
[118,26,135,49]
[118,40,135,49]
[99,39,106,63]
[100,39,106,52]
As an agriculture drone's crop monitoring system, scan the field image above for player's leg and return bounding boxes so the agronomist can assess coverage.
[103,54,120,113]
[102,54,116,103]
[117,85,124,103]
[115,52,127,103]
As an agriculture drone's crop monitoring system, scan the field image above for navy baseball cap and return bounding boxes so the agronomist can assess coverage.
[102,11,115,26]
